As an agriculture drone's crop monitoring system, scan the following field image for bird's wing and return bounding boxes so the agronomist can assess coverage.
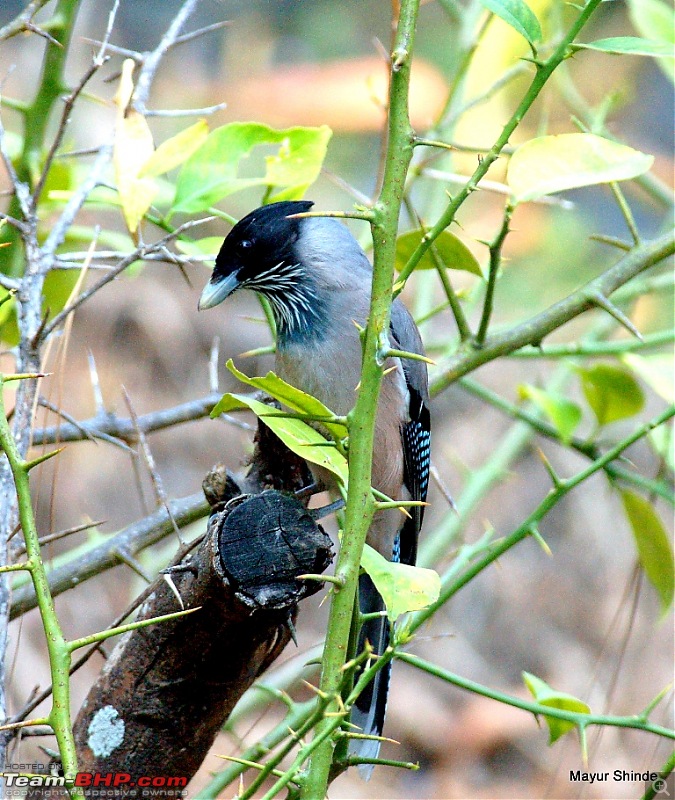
[390,301,431,566]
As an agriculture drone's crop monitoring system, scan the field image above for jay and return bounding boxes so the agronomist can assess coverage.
[199,201,430,775]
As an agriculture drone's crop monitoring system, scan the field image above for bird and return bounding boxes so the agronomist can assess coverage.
[198,200,430,776]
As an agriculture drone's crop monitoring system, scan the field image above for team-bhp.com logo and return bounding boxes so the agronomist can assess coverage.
[3,772,188,793]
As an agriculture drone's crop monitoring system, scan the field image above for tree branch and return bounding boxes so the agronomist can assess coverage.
[432,231,674,390]
[32,393,224,446]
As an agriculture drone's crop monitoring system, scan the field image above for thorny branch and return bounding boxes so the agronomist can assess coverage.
[32,392,235,446]
[0,0,53,43]
[41,216,214,338]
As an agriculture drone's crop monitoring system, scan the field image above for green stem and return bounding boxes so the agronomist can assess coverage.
[301,3,421,797]
[475,201,513,345]
[193,701,316,799]
[506,328,674,358]
[397,652,675,740]
[0,376,81,792]
[397,0,604,291]
[641,750,675,800]
[411,406,675,635]
[610,182,640,245]
[458,376,675,505]
[432,231,674,389]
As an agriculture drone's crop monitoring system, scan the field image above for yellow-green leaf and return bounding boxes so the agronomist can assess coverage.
[621,489,674,613]
[139,119,209,178]
[395,229,483,277]
[622,353,674,403]
[519,384,582,444]
[627,0,674,82]
[114,60,158,233]
[477,0,541,46]
[172,122,332,215]
[225,360,347,439]
[213,393,348,486]
[507,134,654,203]
[577,363,645,426]
[361,545,441,621]
[572,37,675,59]
[523,672,590,744]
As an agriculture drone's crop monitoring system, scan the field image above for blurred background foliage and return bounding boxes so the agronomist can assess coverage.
[0,1,673,798]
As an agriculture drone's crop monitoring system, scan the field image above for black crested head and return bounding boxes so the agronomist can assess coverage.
[198,200,326,343]
[215,200,314,284]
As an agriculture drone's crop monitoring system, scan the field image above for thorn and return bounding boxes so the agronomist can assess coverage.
[3,372,51,383]
[295,481,321,499]
[386,348,436,365]
[430,464,458,514]
[528,524,552,557]
[536,447,564,489]
[23,447,65,471]
[301,680,328,699]
[308,497,345,520]
[162,572,185,609]
[114,547,153,583]
[286,612,298,646]
[87,349,105,413]
[590,292,644,341]
[579,725,588,768]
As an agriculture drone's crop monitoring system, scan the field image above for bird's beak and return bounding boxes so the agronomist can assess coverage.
[198,271,241,310]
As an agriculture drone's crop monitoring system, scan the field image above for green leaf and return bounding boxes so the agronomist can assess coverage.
[577,363,645,426]
[139,120,209,178]
[361,545,441,621]
[522,672,590,744]
[212,393,349,486]
[477,0,542,46]
[627,0,674,81]
[628,0,675,42]
[263,126,333,202]
[622,354,674,403]
[621,489,674,613]
[224,360,347,440]
[572,37,675,58]
[171,122,332,215]
[518,384,582,444]
[113,60,158,234]
[507,134,654,203]
[395,229,483,277]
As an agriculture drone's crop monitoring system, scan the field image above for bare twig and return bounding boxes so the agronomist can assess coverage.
[36,396,131,451]
[122,387,183,543]
[144,103,227,118]
[422,168,574,208]
[131,0,201,115]
[41,145,112,259]
[32,393,224,445]
[0,0,52,42]
[173,20,231,46]
[42,217,213,337]
[14,519,106,558]
[97,0,122,61]
[10,492,210,619]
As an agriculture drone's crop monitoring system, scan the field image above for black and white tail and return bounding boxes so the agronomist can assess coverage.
[348,571,391,779]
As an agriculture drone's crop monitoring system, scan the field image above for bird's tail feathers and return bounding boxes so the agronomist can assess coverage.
[349,572,391,780]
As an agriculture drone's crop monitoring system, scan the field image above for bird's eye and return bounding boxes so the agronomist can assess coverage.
[240,239,253,250]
